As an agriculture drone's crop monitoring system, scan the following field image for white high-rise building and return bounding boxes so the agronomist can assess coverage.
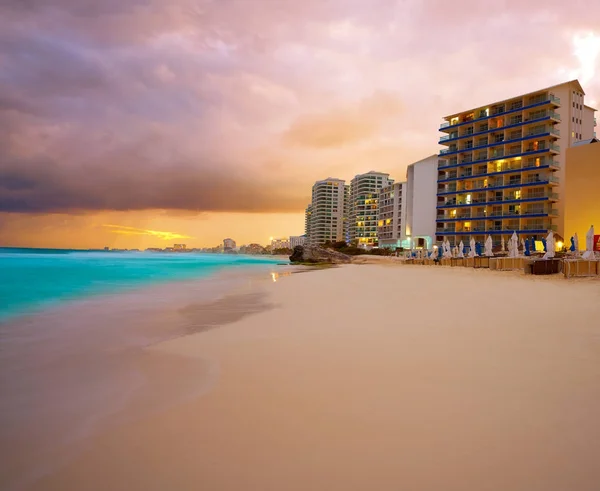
[305,178,347,245]
[349,171,393,247]
[405,155,439,250]
[289,235,306,248]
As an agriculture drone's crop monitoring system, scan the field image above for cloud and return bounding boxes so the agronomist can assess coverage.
[0,0,599,226]
[102,224,192,240]
[282,91,403,148]
[0,155,308,213]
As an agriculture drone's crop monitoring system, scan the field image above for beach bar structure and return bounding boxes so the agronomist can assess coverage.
[436,80,596,248]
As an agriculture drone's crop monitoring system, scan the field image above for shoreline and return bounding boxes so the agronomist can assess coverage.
[0,262,304,491]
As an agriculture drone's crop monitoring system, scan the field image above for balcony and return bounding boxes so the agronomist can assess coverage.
[439,95,562,132]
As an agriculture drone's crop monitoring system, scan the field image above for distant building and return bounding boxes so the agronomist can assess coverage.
[271,238,291,250]
[304,204,313,243]
[377,182,407,249]
[223,238,236,251]
[173,244,186,250]
[349,171,393,247]
[564,138,600,240]
[305,178,347,246]
[289,235,306,248]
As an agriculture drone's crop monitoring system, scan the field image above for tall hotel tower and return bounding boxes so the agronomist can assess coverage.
[349,171,393,247]
[436,80,596,246]
[304,178,347,245]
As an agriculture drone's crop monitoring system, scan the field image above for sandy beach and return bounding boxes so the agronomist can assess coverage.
[9,264,600,490]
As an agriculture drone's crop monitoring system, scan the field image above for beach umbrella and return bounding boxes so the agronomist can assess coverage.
[476,242,482,256]
[501,235,505,252]
[469,237,476,257]
[582,225,595,259]
[520,238,526,256]
[484,235,493,257]
[524,238,531,256]
[458,240,465,258]
[570,236,575,252]
[542,237,547,252]
[543,231,555,259]
[510,232,519,258]
[574,232,580,253]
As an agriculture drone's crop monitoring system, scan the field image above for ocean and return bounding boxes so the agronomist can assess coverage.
[0,247,282,321]
[0,248,288,490]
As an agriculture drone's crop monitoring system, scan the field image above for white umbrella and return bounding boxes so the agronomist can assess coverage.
[543,231,555,259]
[484,235,493,257]
[469,238,476,258]
[501,235,505,252]
[458,241,464,258]
[444,239,452,258]
[574,232,579,254]
[582,225,595,259]
[520,238,526,256]
[510,232,519,258]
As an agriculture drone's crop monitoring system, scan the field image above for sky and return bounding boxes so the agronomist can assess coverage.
[1,0,599,249]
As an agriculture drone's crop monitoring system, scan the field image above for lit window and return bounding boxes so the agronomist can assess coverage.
[466,194,472,204]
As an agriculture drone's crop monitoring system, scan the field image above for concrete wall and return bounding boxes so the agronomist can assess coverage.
[582,106,596,140]
[564,142,600,239]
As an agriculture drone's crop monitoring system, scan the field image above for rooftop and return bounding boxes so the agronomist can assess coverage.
[443,79,584,121]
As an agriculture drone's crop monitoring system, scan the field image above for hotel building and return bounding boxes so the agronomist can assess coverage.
[349,171,393,247]
[305,178,347,245]
[271,238,291,250]
[436,80,596,246]
[377,182,407,249]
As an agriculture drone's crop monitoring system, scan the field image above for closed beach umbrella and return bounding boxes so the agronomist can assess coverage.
[469,237,476,257]
[582,225,595,259]
[543,231,555,259]
[501,235,505,252]
[510,232,519,258]
[476,242,482,256]
[524,238,531,256]
[542,237,547,252]
[484,235,493,257]
[570,236,575,252]
[458,240,465,258]
[574,232,579,253]
[521,238,526,256]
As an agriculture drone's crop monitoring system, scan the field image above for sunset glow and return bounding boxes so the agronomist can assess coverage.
[0,0,598,248]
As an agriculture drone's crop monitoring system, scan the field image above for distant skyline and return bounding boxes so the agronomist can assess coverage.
[1,0,599,248]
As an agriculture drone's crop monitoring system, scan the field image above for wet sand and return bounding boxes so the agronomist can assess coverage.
[7,265,600,490]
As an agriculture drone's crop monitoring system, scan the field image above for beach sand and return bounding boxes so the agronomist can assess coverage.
[20,265,600,490]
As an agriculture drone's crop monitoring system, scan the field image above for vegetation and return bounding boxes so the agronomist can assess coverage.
[321,241,397,256]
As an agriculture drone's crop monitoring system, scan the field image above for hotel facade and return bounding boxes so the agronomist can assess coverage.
[305,178,347,245]
[349,171,393,247]
[377,182,407,249]
[436,80,596,246]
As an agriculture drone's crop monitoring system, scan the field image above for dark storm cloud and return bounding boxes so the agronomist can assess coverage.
[0,156,306,213]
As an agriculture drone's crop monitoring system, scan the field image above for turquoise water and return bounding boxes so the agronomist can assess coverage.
[0,248,282,321]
